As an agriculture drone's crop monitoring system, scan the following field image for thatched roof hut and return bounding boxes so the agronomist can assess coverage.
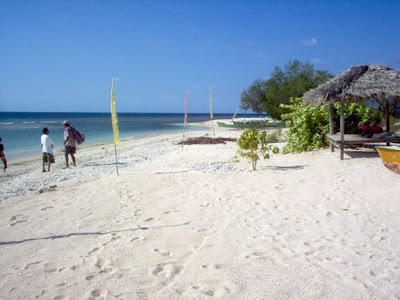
[303,65,400,160]
[304,65,400,104]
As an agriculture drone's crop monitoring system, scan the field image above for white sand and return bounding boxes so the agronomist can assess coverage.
[0,121,399,299]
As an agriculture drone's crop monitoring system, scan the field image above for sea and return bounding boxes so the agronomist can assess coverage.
[0,112,251,161]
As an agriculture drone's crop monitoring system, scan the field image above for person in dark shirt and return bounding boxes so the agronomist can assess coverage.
[0,137,7,172]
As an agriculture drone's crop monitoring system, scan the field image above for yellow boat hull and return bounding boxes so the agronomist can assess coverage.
[376,146,400,175]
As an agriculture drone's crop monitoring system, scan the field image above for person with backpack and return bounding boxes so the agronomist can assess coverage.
[62,120,85,168]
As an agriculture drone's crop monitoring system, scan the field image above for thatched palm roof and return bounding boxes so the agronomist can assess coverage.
[304,65,400,105]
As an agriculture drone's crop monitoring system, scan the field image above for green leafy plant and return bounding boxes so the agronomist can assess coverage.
[332,102,378,133]
[281,97,329,153]
[237,129,279,170]
[265,128,283,143]
[281,97,379,153]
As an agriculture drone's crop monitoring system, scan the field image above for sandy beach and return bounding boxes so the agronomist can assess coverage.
[0,121,399,300]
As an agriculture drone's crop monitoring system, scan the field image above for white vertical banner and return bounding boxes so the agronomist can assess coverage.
[182,89,192,149]
[209,86,215,137]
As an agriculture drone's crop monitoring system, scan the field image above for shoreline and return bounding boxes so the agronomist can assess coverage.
[4,122,212,163]
[1,120,399,299]
[0,120,240,200]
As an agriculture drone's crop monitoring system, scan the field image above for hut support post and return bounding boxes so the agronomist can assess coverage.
[385,99,390,146]
[385,99,390,132]
[340,100,344,160]
[329,102,334,152]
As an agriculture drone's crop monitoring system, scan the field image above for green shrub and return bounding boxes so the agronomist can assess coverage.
[280,97,378,153]
[265,128,283,143]
[332,102,379,133]
[280,98,329,153]
[237,129,279,170]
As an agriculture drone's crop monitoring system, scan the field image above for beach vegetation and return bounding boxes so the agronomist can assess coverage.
[240,79,265,114]
[237,129,279,170]
[240,60,333,119]
[264,128,283,143]
[281,98,378,153]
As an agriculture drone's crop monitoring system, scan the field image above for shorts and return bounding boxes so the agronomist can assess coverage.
[65,146,76,156]
[43,152,55,163]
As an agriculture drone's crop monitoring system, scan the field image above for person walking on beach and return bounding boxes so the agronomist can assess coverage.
[0,137,7,172]
[41,127,55,172]
[62,120,77,168]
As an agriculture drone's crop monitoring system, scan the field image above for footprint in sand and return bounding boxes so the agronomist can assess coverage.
[154,248,170,257]
[244,251,265,259]
[110,233,123,241]
[152,263,181,279]
[86,275,95,281]
[88,247,101,255]
[95,258,113,273]
[10,215,27,226]
[24,261,42,270]
[91,289,108,298]
[40,206,54,211]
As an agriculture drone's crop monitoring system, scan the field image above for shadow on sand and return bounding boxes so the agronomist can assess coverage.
[83,162,127,167]
[344,149,380,159]
[260,165,306,171]
[0,222,190,246]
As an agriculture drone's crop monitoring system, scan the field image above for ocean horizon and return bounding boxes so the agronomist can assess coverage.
[0,112,261,161]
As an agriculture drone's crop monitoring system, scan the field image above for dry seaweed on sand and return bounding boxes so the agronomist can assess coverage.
[178,136,237,145]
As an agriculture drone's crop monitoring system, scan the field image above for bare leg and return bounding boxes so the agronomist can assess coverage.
[65,153,69,168]
[71,154,76,167]
[48,161,51,172]
[2,158,6,172]
[42,160,47,172]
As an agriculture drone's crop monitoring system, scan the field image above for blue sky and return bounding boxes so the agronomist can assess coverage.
[1,0,399,113]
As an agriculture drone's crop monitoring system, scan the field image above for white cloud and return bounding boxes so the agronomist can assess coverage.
[311,58,320,64]
[300,37,318,46]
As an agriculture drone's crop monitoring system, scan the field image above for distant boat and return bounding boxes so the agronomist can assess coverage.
[376,146,400,175]
[217,120,286,129]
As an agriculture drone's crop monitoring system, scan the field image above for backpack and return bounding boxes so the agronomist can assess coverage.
[67,127,85,144]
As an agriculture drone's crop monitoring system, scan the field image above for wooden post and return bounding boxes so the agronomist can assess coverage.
[114,142,119,175]
[386,99,390,146]
[385,99,390,133]
[340,100,345,160]
[329,101,334,152]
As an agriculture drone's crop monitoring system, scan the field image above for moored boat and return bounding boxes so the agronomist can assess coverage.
[217,120,286,129]
[376,146,400,175]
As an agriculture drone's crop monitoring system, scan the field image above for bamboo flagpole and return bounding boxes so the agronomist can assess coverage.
[111,78,120,175]
[232,105,240,121]
[182,89,191,149]
[209,86,215,137]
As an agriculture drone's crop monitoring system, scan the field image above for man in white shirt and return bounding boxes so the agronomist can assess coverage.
[41,127,55,172]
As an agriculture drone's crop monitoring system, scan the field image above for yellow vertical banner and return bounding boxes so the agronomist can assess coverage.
[111,78,120,146]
